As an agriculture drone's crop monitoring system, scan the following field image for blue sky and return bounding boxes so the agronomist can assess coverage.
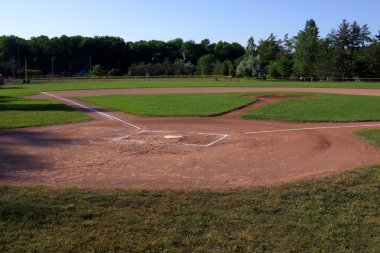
[1,0,379,45]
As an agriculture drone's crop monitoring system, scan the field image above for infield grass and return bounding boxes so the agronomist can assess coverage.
[77,93,256,117]
[1,166,379,252]
[243,93,380,122]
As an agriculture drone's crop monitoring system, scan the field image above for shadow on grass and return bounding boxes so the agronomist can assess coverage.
[0,85,27,90]
[0,96,113,113]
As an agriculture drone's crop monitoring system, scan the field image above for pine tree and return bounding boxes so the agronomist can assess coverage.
[293,19,320,78]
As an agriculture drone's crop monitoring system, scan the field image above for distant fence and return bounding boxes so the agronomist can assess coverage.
[4,75,231,84]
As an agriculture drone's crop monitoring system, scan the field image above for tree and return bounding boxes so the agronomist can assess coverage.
[256,34,282,74]
[220,60,231,76]
[268,56,293,78]
[236,55,259,77]
[182,40,208,64]
[328,20,371,78]
[348,21,371,76]
[245,37,257,56]
[213,41,244,62]
[376,31,380,42]
[314,39,334,79]
[107,69,120,76]
[293,19,320,77]
[197,54,217,75]
[357,40,380,77]
[92,64,105,76]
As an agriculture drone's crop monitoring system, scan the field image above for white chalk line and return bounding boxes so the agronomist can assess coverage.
[183,133,229,147]
[114,130,229,147]
[244,123,380,135]
[42,92,142,130]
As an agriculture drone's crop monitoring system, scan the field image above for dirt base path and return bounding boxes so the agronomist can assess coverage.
[2,87,380,189]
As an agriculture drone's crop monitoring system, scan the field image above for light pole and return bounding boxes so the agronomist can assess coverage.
[51,57,55,78]
[89,56,92,76]
[24,58,28,81]
[12,56,15,79]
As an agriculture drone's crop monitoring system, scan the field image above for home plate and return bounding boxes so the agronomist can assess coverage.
[164,135,183,139]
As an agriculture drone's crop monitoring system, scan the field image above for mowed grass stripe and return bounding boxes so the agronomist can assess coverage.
[77,93,256,117]
[242,93,380,122]
[0,166,379,252]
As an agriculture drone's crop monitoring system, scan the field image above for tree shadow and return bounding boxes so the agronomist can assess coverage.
[1,102,83,112]
[0,86,27,90]
[0,96,15,103]
[0,96,113,112]
[0,129,84,181]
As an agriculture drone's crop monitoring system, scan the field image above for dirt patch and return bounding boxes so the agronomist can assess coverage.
[222,94,311,119]
[3,87,380,189]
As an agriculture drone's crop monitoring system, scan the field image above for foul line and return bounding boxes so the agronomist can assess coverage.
[244,123,380,135]
[41,92,142,130]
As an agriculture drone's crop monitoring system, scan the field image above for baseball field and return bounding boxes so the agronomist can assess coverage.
[1,78,380,252]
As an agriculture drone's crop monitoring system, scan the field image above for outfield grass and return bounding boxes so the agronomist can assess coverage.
[243,93,380,122]
[78,93,256,117]
[354,128,380,147]
[0,166,379,252]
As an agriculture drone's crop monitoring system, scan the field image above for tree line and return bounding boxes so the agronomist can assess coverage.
[0,19,379,79]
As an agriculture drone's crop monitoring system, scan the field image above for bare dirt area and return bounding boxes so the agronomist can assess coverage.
[2,87,380,189]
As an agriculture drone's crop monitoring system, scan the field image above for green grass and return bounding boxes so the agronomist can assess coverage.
[354,128,380,147]
[243,93,380,122]
[0,166,379,252]
[78,93,256,117]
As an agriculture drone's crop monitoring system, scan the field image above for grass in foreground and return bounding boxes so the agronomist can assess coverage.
[78,93,256,117]
[0,166,379,252]
[354,128,380,147]
[243,92,380,122]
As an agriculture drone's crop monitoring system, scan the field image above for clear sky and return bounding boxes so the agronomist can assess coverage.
[1,0,379,45]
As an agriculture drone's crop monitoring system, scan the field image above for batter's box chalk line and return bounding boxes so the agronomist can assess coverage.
[113,130,229,147]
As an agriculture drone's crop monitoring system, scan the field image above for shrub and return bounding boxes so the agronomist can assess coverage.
[107,69,120,76]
